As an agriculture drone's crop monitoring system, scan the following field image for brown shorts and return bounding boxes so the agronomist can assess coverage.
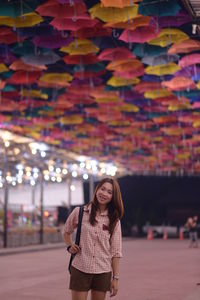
[69,266,112,292]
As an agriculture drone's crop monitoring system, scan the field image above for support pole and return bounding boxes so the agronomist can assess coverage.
[89,175,94,201]
[3,147,8,248]
[39,175,44,244]
[67,176,72,212]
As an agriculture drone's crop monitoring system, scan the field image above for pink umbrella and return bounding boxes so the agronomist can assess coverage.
[119,25,160,43]
[178,54,200,68]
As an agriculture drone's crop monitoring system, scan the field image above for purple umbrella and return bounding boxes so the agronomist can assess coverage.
[32,34,73,49]
[151,11,192,28]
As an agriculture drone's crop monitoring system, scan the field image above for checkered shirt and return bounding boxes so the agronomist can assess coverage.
[63,204,122,274]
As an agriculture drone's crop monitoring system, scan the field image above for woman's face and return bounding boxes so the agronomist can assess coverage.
[96,182,113,208]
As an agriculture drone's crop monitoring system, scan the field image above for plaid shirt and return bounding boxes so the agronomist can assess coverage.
[63,204,122,274]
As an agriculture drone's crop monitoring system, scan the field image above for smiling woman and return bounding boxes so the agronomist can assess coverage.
[62,177,124,300]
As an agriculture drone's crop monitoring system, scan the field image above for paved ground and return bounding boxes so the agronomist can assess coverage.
[0,239,200,300]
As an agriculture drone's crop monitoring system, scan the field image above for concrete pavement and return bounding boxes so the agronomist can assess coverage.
[0,239,200,300]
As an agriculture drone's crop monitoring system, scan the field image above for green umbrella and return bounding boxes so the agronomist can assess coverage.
[0,0,39,18]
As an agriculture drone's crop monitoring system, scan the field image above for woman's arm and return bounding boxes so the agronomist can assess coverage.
[63,231,81,254]
[110,257,120,297]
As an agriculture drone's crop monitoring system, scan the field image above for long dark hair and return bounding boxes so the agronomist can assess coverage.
[89,177,124,234]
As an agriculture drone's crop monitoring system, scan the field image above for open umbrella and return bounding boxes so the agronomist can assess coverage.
[151,11,192,28]
[21,50,60,67]
[119,25,160,43]
[32,34,73,49]
[145,63,180,76]
[104,16,151,30]
[63,54,99,65]
[98,47,134,61]
[138,0,180,16]
[142,54,179,66]
[36,0,86,18]
[0,12,43,28]
[100,0,140,8]
[89,3,138,22]
[148,28,188,47]
[133,44,167,58]
[60,39,99,55]
[0,0,38,17]
[162,76,196,91]
[50,16,98,31]
[168,39,200,54]
[178,54,200,68]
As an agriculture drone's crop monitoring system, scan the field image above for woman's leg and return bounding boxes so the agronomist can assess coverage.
[91,290,106,300]
[71,290,88,300]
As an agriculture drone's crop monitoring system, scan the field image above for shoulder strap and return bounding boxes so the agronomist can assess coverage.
[75,205,84,246]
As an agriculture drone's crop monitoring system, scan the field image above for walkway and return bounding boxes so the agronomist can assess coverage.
[0,239,200,300]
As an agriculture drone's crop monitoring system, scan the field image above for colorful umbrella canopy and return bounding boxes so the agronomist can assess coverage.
[0,0,199,176]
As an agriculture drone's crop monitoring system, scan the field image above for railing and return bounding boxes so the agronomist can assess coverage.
[0,226,63,248]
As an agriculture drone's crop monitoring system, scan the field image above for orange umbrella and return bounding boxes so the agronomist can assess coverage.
[162,76,196,91]
[103,16,151,30]
[168,39,200,54]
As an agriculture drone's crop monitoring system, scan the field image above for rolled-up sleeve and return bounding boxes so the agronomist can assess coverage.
[62,206,79,235]
[110,220,122,258]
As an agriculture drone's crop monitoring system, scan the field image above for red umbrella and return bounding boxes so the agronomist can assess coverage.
[71,22,112,39]
[36,0,86,18]
[50,16,98,31]
[63,54,99,65]
[98,47,134,61]
[119,25,160,43]
[0,27,25,45]
[7,70,41,85]
[134,81,162,93]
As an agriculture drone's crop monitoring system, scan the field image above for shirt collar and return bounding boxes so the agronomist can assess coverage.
[84,203,108,216]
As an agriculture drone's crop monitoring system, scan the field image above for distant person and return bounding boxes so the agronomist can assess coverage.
[185,216,198,248]
[62,177,124,300]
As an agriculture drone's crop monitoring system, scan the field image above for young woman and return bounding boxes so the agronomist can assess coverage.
[62,177,124,300]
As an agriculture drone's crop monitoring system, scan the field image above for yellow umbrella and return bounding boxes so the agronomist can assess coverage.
[117,103,139,112]
[59,115,84,125]
[168,103,192,111]
[20,89,48,100]
[107,76,139,87]
[144,89,172,99]
[89,3,138,22]
[95,96,119,103]
[39,73,72,86]
[0,12,43,28]
[148,28,188,47]
[0,63,9,73]
[196,81,200,89]
[60,39,99,55]
[100,0,141,8]
[145,63,180,76]
[108,120,130,126]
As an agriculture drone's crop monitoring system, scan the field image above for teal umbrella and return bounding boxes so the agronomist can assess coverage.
[139,0,180,17]
[0,0,39,17]
[133,44,168,58]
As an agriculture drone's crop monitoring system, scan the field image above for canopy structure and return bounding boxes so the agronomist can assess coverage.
[0,0,200,179]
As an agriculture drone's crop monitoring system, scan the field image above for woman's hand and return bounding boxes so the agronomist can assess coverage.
[110,279,118,297]
[68,243,81,255]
